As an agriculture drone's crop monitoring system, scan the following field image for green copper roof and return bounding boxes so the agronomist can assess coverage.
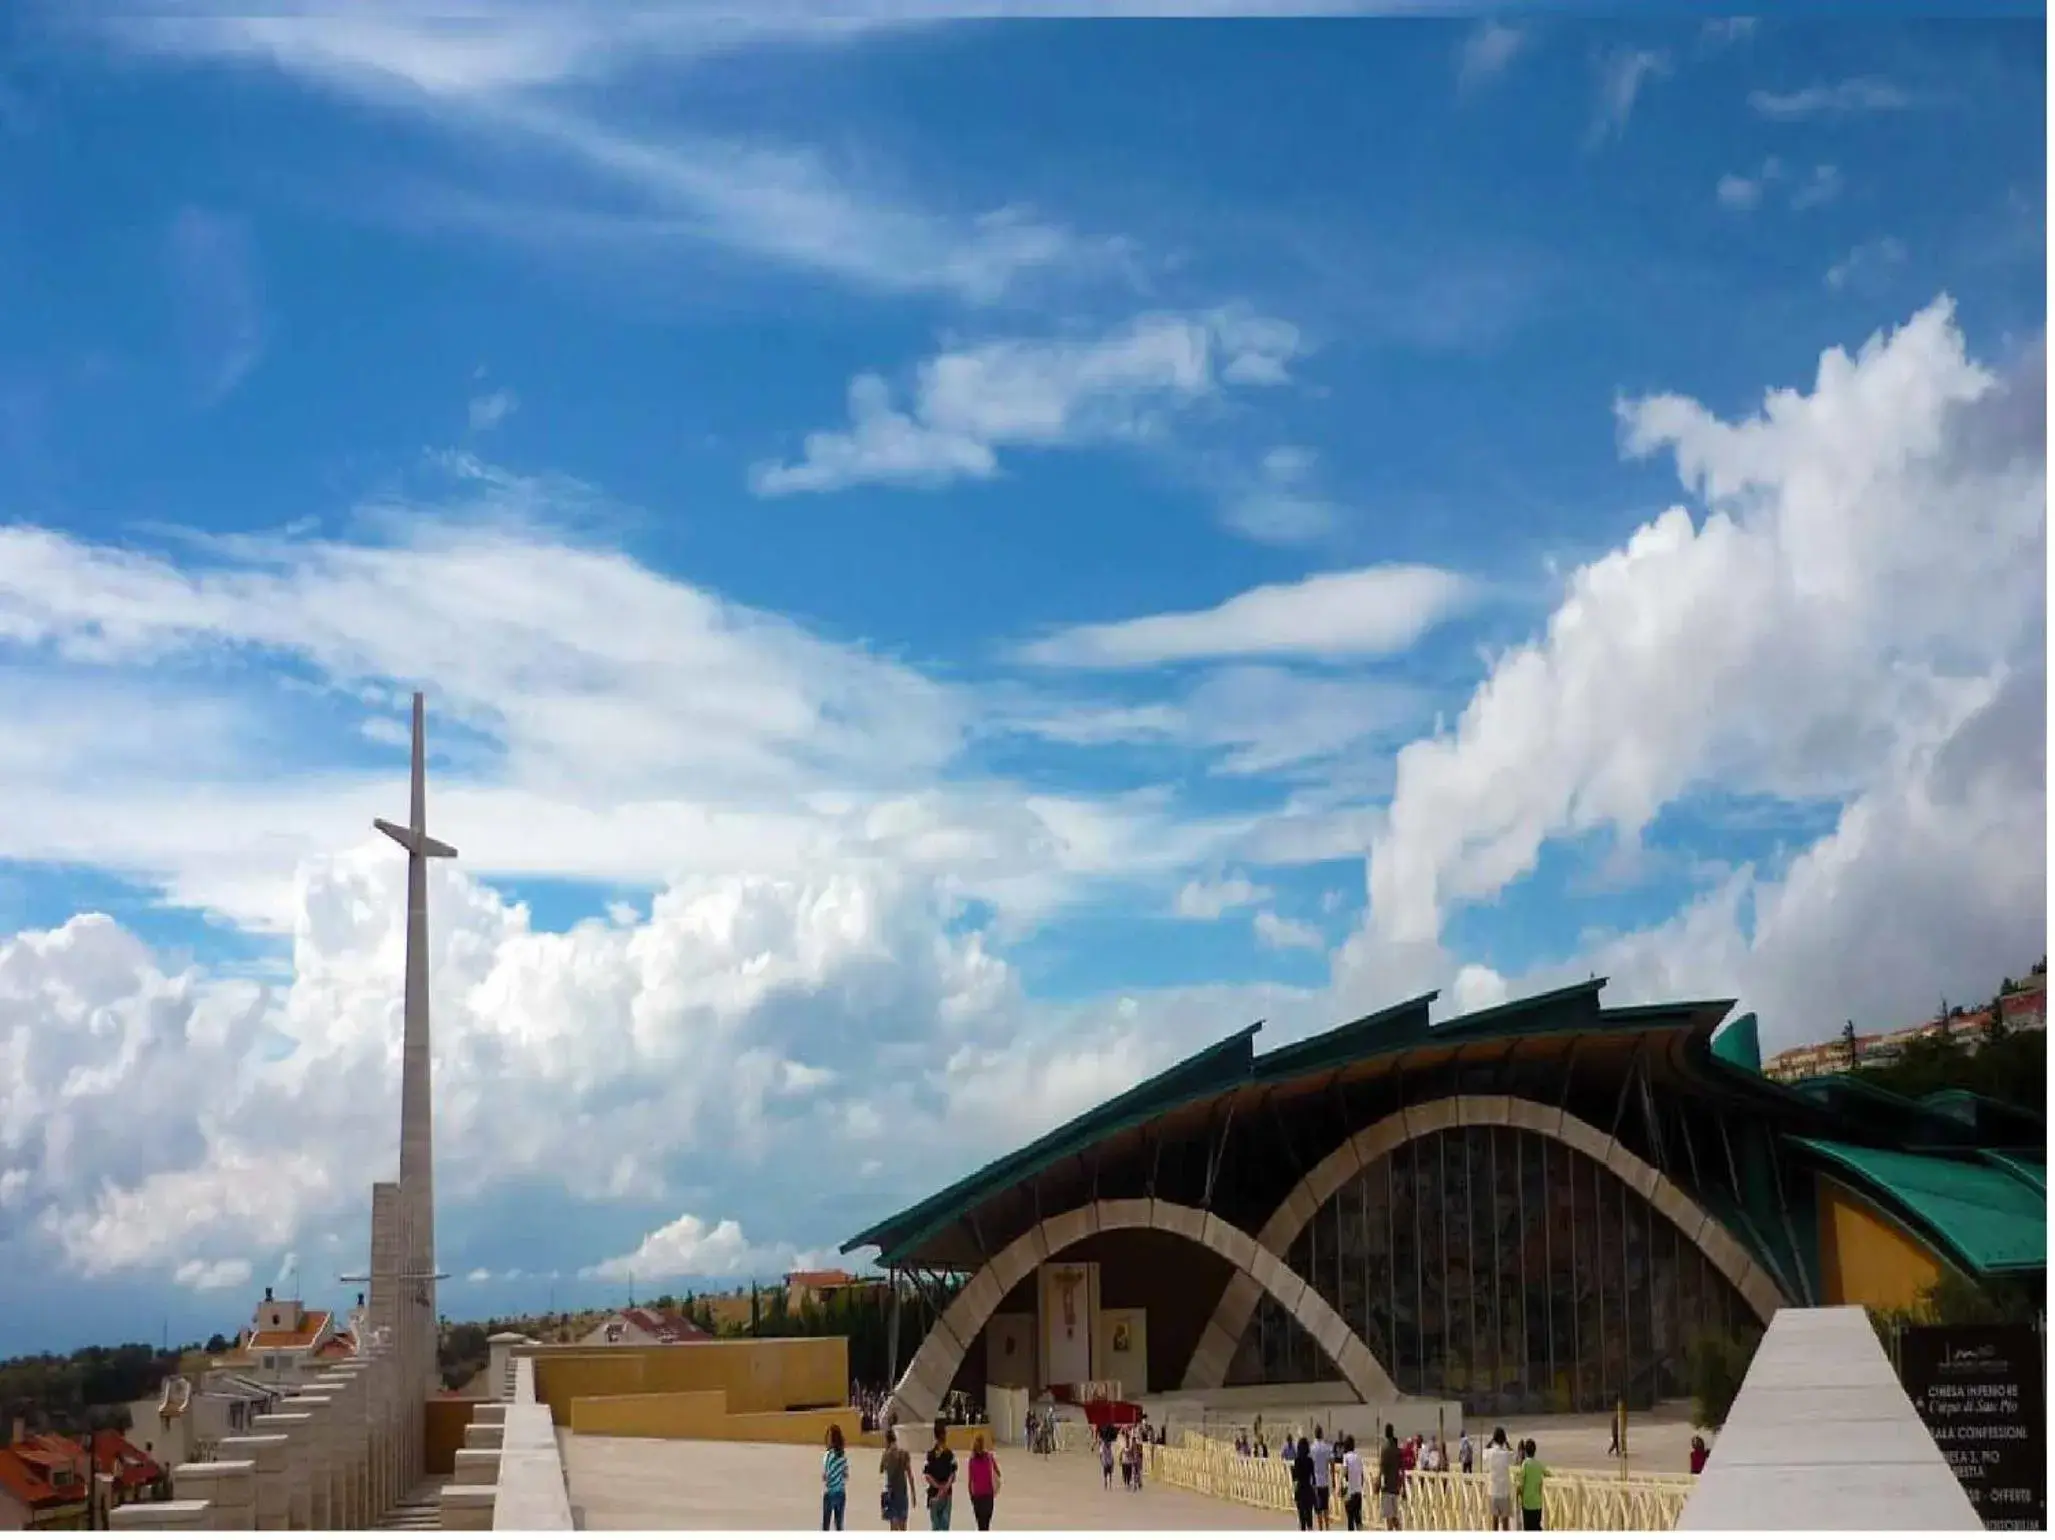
[845,979,1744,1264]
[1792,1137,2047,1275]
[1709,1012,1762,1074]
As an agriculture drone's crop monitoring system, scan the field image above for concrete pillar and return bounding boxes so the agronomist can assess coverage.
[110,1500,215,1530]
[439,1484,496,1531]
[451,1449,500,1486]
[276,1395,333,1529]
[314,1369,368,1527]
[486,1334,526,1403]
[463,1422,505,1451]
[251,1411,313,1529]
[214,1436,289,1530]
[170,1461,254,1529]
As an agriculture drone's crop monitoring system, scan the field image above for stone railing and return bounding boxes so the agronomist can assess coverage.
[109,1341,416,1531]
[459,1353,573,1531]
[1144,1437,1695,1531]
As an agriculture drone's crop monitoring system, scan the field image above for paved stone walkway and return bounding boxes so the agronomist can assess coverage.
[564,1438,1273,1531]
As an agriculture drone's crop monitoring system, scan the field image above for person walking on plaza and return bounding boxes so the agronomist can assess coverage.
[1482,1428,1513,1533]
[1099,1428,1116,1489]
[924,1421,958,1531]
[1607,1408,1622,1458]
[821,1425,849,1531]
[966,1435,1001,1532]
[1689,1435,1709,1475]
[880,1428,914,1532]
[1459,1431,1473,1476]
[1517,1440,1547,1531]
[1376,1425,1405,1532]
[1291,1436,1317,1532]
[1310,1424,1333,1529]
[1341,1435,1366,1532]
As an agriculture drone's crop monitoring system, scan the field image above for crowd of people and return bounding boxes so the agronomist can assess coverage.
[1266,1423,1552,1532]
[824,1417,1005,1532]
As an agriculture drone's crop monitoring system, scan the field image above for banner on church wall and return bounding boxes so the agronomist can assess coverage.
[986,1311,1036,1391]
[1037,1262,1097,1391]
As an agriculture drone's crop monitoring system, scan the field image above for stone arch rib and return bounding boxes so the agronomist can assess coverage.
[1180,1094,1789,1393]
[886,1197,1399,1425]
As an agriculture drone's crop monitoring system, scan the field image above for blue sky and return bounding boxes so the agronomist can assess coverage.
[0,4,2044,1356]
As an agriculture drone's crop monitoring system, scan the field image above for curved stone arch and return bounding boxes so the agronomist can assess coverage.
[887,1197,1400,1425]
[1181,1094,1789,1392]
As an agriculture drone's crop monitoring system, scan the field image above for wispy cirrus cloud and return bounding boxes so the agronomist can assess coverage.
[1587,46,1670,146]
[750,308,1301,496]
[164,207,265,403]
[95,6,1122,309]
[1717,158,1840,213]
[1749,76,1914,120]
[1456,21,1527,91]
[1015,565,1472,669]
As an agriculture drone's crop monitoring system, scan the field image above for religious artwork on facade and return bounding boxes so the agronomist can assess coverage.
[1037,1263,1096,1389]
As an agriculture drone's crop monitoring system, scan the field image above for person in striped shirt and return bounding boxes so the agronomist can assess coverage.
[822,1425,849,1530]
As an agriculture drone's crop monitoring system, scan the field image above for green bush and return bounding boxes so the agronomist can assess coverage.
[1686,1331,1760,1430]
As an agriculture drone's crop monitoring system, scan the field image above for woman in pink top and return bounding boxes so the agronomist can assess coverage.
[966,1435,1002,1531]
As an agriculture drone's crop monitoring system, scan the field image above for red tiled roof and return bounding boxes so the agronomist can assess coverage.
[0,1448,58,1508]
[785,1269,859,1289]
[620,1308,709,1342]
[249,1308,333,1350]
[1,1435,90,1511]
[87,1430,163,1489]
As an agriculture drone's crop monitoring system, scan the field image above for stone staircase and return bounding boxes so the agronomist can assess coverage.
[377,1477,448,1531]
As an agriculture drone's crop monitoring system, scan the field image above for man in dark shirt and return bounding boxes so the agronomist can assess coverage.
[1377,1425,1405,1531]
[923,1420,958,1531]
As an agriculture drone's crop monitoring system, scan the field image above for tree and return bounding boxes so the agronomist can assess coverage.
[1686,1330,1761,1430]
[203,1334,230,1356]
[1841,1019,1860,1071]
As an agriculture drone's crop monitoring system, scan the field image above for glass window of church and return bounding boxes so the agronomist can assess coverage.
[1243,1124,1759,1414]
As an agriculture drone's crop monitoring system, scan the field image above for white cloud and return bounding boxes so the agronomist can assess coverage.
[1718,159,1838,214]
[750,309,1301,496]
[1175,874,1270,920]
[1252,910,1322,951]
[165,207,265,403]
[1588,47,1669,145]
[1825,237,1907,292]
[1716,170,1768,212]
[466,1267,493,1284]
[1749,77,1913,120]
[1349,300,2043,1050]
[1221,445,1342,545]
[583,1213,818,1281]
[101,10,1116,308]
[1015,565,1471,669]
[1789,163,1842,211]
[469,388,518,431]
[175,1257,254,1292]
[1699,17,1757,49]
[1456,22,1526,90]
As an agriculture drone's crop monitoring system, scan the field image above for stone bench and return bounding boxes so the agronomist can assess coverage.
[111,1500,215,1530]
[471,1403,509,1427]
[464,1422,506,1450]
[454,1449,502,1484]
[441,1483,499,1531]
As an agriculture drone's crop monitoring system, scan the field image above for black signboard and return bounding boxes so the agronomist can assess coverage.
[1900,1323,2046,1531]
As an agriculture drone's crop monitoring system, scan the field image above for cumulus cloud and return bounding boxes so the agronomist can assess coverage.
[1174,874,1270,920]
[1346,298,2044,1048]
[749,309,1301,495]
[174,1257,254,1292]
[1253,910,1323,952]
[1016,565,1471,669]
[583,1213,820,1281]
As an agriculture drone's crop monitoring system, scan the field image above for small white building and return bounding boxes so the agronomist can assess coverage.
[126,1372,279,1469]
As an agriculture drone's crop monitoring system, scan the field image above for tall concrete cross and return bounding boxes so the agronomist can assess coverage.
[373,692,456,1382]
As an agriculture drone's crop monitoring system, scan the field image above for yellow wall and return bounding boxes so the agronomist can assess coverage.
[1816,1176,1946,1310]
[529,1338,847,1426]
[423,1398,489,1475]
[567,1389,882,1446]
